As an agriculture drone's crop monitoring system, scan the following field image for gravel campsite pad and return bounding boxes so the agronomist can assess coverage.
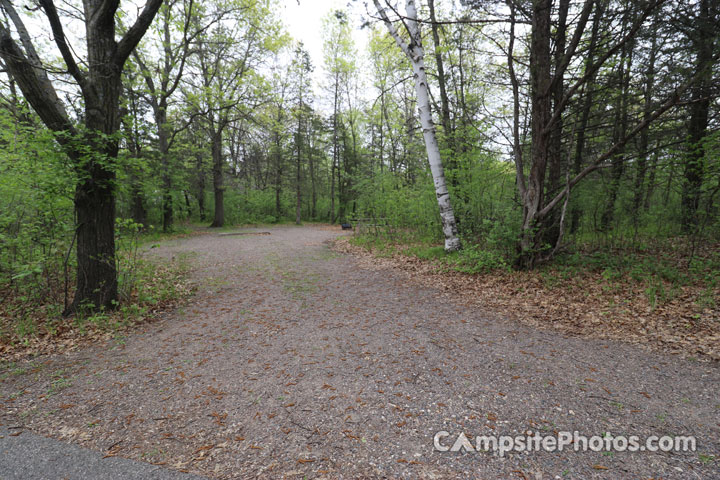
[1,225,718,479]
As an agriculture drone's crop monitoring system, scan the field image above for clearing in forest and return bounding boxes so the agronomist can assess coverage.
[1,225,718,479]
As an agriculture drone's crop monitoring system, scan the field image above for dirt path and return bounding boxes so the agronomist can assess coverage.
[1,225,718,479]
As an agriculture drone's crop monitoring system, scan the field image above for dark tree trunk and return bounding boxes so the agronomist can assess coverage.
[570,1,603,233]
[517,0,552,269]
[681,0,714,233]
[0,0,163,313]
[542,0,570,245]
[632,18,658,220]
[210,128,224,228]
[72,35,123,311]
[72,152,118,311]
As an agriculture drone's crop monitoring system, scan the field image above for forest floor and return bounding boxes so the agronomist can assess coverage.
[336,235,720,362]
[0,225,718,479]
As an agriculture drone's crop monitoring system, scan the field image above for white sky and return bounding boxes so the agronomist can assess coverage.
[280,0,370,85]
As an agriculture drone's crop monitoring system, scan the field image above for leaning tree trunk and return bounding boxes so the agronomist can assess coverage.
[373,0,461,252]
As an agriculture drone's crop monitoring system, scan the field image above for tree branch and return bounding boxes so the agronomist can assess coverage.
[38,0,90,96]
[372,0,411,56]
[0,0,43,67]
[542,0,662,136]
[538,83,688,218]
[0,12,74,135]
[115,0,164,68]
[546,0,594,96]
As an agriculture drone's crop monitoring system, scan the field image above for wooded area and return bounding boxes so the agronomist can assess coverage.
[0,0,718,318]
[0,2,719,477]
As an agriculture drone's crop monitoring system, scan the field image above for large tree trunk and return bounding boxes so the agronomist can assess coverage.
[0,0,162,313]
[210,128,224,228]
[517,0,552,269]
[681,0,714,233]
[72,151,118,311]
[72,7,123,312]
[373,0,461,251]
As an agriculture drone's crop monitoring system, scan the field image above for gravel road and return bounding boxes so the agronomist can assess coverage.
[1,225,718,479]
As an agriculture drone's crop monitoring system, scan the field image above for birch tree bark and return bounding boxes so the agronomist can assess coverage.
[373,0,461,252]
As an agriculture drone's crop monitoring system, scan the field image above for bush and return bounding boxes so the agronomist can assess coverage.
[451,244,509,274]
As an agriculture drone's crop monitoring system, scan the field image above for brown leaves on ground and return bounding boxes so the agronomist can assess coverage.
[333,237,720,361]
[0,264,193,361]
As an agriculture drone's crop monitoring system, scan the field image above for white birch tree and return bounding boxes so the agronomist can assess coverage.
[372,0,461,251]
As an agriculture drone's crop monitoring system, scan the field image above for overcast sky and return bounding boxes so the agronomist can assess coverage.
[280,0,370,82]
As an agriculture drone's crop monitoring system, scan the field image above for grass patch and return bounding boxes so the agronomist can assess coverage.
[350,234,509,274]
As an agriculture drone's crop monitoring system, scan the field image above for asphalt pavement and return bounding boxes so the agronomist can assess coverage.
[0,427,207,480]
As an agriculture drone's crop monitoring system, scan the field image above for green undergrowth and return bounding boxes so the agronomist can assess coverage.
[0,221,194,352]
[350,233,509,274]
[349,232,720,311]
[549,242,720,310]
